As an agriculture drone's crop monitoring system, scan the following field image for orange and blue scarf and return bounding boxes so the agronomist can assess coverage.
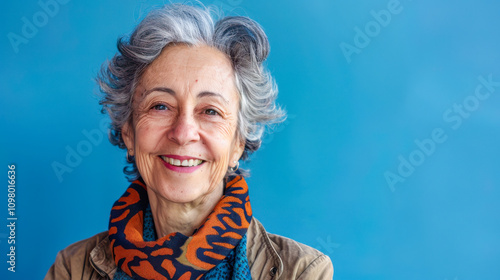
[109,175,252,280]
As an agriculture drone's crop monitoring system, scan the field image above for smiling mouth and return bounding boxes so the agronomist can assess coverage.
[160,156,204,167]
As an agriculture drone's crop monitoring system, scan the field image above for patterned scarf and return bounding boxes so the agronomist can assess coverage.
[108,175,252,280]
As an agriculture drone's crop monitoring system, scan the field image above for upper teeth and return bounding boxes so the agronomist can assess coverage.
[161,156,203,167]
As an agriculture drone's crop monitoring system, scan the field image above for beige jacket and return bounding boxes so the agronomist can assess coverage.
[45,218,333,280]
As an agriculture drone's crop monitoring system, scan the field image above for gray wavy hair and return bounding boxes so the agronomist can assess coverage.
[97,3,285,181]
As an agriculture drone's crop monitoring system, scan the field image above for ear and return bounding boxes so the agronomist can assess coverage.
[230,136,246,163]
[121,121,135,156]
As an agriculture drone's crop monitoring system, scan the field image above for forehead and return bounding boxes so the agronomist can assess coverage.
[140,44,235,87]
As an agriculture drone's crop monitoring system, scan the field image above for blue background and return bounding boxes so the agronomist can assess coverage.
[1,0,500,279]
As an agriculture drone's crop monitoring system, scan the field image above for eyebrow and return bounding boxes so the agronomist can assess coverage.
[142,87,175,97]
[198,91,230,104]
[142,87,229,104]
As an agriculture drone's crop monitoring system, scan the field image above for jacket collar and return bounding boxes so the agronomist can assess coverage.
[89,217,283,279]
[89,234,116,279]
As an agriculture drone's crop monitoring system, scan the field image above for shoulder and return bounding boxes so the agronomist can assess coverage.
[44,231,110,280]
[267,232,334,279]
[59,231,109,259]
[247,218,334,280]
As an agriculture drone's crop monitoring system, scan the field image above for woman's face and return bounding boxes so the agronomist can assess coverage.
[122,44,244,204]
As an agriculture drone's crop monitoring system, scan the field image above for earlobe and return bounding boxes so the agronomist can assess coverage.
[121,121,135,154]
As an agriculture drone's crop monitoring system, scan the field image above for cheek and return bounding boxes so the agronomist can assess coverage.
[132,117,170,186]
[207,122,234,142]
[203,121,238,183]
[207,157,228,192]
[201,116,238,152]
[132,117,169,163]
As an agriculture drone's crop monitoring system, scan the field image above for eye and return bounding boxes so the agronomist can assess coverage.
[204,108,219,116]
[152,104,168,111]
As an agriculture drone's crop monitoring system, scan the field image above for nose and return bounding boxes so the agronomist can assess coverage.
[167,113,200,146]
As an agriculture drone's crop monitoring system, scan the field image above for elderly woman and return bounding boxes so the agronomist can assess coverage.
[46,4,333,280]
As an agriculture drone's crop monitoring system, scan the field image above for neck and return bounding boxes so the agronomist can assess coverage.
[147,182,224,237]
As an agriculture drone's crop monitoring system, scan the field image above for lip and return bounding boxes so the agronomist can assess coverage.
[162,154,202,161]
[160,155,204,173]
